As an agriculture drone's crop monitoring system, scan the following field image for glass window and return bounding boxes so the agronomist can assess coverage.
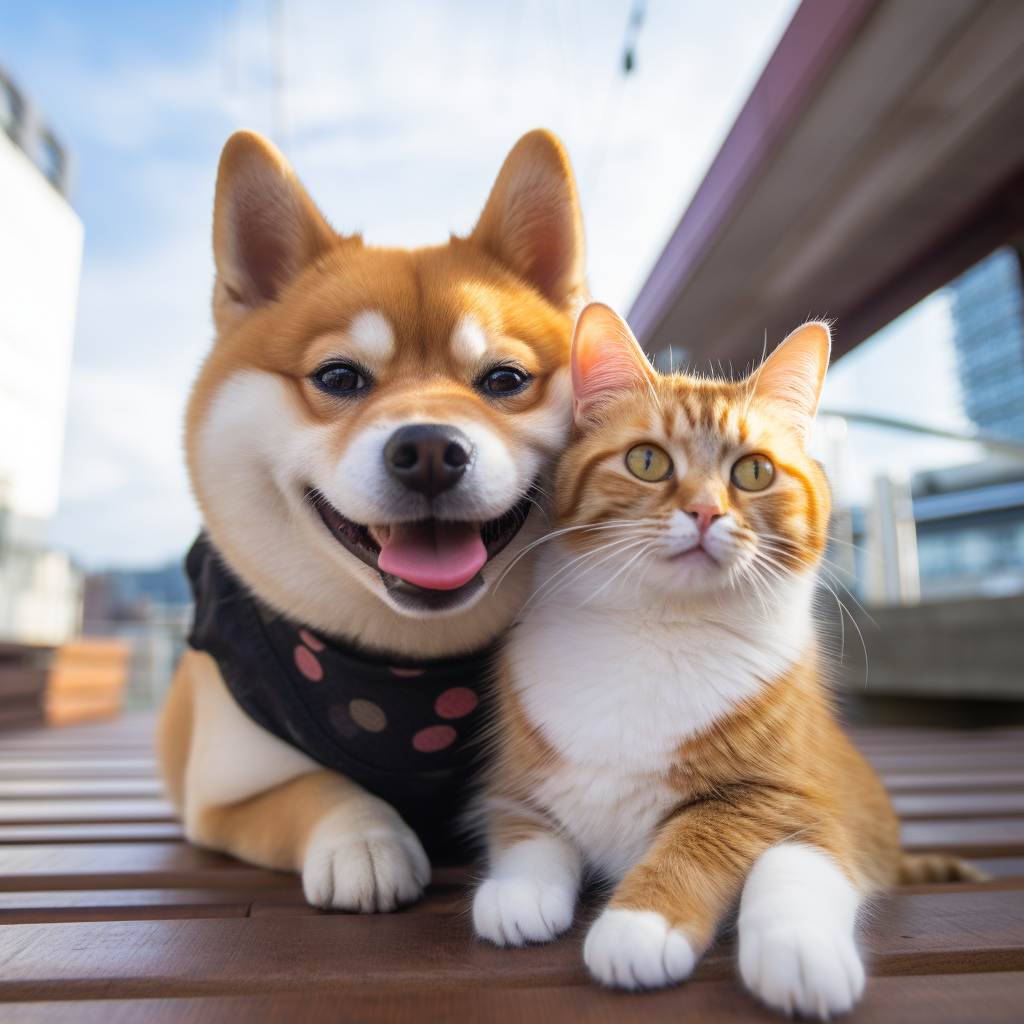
[0,77,23,141]
[813,244,1024,605]
[36,131,65,189]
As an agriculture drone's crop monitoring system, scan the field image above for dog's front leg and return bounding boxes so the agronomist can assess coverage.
[160,649,430,912]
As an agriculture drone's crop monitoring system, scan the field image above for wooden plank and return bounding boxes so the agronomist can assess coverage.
[892,792,1024,819]
[0,759,158,777]
[967,857,1024,878]
[867,890,1024,976]
[901,818,1024,857]
[0,842,296,891]
[249,885,463,919]
[0,744,156,757]
[0,887,301,911]
[0,823,185,844]
[0,915,593,998]
[0,888,307,925]
[0,780,165,798]
[0,822,184,845]
[4,974,1024,1024]
[882,771,1024,792]
[856,733,1024,746]
[867,752,1024,772]
[0,798,176,823]
[0,890,1021,1000]
[854,735,1024,752]
[0,903,250,925]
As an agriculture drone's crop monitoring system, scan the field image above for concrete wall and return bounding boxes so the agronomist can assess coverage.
[828,593,1024,699]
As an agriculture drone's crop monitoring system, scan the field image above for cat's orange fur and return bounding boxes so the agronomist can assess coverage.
[472,303,978,1017]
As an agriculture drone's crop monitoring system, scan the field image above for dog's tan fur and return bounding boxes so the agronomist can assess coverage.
[159,129,586,910]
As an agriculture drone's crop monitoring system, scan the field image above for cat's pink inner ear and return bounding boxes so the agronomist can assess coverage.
[751,321,831,440]
[571,302,655,420]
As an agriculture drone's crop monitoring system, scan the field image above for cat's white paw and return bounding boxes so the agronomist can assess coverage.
[473,874,576,945]
[302,801,430,913]
[584,908,696,990]
[473,833,581,946]
[739,920,864,1019]
[739,843,865,1019]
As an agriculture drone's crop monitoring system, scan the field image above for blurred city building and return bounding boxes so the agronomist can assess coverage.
[82,563,192,710]
[827,248,1024,606]
[629,0,1024,709]
[949,246,1024,441]
[0,60,83,645]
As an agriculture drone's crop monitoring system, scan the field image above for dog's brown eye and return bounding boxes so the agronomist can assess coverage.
[314,363,367,394]
[481,367,529,395]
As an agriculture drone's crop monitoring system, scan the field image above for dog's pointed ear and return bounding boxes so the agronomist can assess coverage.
[469,129,586,310]
[212,130,336,334]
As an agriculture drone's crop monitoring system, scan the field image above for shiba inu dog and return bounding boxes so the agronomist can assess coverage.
[157,128,587,912]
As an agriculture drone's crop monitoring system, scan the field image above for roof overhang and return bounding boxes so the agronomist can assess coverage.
[628,0,1024,368]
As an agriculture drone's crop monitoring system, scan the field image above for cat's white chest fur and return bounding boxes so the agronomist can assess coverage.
[508,574,814,878]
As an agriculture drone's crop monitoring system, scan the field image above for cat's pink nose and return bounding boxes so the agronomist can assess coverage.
[685,503,723,535]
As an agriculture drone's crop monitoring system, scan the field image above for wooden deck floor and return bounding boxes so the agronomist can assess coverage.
[1,714,1023,1022]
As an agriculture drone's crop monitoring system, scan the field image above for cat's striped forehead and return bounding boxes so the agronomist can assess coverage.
[611,374,772,466]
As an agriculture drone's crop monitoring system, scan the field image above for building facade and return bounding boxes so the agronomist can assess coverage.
[0,64,84,644]
[948,246,1024,441]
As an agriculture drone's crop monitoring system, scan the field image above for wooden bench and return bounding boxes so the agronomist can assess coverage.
[1,713,1022,1021]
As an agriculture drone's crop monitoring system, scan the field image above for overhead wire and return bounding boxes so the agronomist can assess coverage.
[581,0,648,206]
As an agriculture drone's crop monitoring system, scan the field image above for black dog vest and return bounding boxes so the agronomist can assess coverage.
[186,534,497,860]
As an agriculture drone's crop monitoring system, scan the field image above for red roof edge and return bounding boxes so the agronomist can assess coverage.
[627,0,882,343]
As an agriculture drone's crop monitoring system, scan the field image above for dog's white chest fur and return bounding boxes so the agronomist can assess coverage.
[508,578,814,878]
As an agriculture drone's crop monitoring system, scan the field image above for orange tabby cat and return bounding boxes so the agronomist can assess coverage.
[471,303,976,1018]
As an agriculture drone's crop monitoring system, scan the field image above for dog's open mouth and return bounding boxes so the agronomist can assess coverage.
[306,488,533,610]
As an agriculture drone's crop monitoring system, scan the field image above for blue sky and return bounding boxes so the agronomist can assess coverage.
[2,0,984,570]
[2,0,804,568]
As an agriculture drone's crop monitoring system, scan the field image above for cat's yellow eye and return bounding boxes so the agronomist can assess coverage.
[731,454,774,492]
[625,444,673,482]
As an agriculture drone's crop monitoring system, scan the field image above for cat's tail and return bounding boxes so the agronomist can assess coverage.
[898,852,989,883]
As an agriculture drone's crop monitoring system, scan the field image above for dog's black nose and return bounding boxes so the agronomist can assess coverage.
[384,424,474,499]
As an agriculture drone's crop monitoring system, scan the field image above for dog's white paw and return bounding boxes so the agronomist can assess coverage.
[584,908,696,990]
[739,921,865,1019]
[738,843,865,1019]
[473,874,576,946]
[302,802,430,913]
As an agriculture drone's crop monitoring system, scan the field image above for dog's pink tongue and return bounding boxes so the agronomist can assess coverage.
[377,521,487,591]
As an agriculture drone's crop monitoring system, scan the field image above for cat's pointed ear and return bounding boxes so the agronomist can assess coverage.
[751,321,831,440]
[571,302,657,421]
[212,130,336,334]
[469,130,586,309]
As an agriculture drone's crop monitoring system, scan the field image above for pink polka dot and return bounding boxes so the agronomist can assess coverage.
[434,687,478,720]
[294,645,323,681]
[299,629,325,652]
[412,725,457,753]
[389,666,425,678]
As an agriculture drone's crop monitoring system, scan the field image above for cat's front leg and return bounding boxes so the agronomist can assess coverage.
[584,796,794,992]
[738,842,865,1019]
[584,797,756,990]
[473,816,581,946]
